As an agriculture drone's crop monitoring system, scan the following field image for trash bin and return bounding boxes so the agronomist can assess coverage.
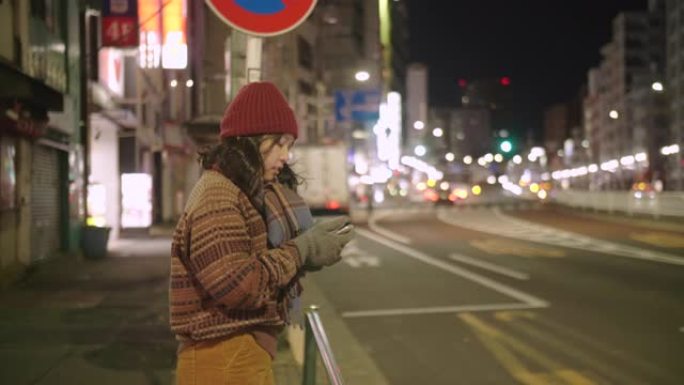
[81,226,111,259]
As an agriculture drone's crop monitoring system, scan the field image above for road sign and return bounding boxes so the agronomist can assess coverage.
[335,89,381,123]
[206,0,317,37]
[102,0,139,47]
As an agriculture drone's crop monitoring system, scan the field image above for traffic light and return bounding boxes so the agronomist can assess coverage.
[499,139,513,153]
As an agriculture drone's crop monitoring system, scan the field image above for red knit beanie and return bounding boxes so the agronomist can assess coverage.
[219,82,298,139]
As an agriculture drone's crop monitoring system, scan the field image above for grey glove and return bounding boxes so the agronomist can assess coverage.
[292,216,355,269]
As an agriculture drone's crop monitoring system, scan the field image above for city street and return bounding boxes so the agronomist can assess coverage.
[312,204,684,385]
[0,201,682,385]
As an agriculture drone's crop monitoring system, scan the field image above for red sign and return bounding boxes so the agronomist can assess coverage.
[102,16,139,47]
[206,0,317,37]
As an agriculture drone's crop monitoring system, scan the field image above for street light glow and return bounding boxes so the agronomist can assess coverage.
[652,81,664,92]
[414,145,426,157]
[355,71,370,82]
[413,121,424,130]
[463,155,473,165]
[512,155,522,164]
[186,79,194,88]
[609,110,619,119]
[445,152,455,162]
[170,79,178,88]
[432,127,443,137]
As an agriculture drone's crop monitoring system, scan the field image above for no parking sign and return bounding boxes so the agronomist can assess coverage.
[206,0,318,36]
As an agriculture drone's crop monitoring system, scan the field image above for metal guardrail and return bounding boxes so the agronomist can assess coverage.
[551,190,684,218]
[302,306,344,385]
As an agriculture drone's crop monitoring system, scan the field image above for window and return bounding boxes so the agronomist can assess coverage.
[297,37,313,70]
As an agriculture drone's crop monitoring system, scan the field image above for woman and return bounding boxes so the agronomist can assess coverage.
[170,82,354,385]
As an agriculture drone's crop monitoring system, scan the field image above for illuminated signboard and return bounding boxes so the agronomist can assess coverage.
[102,0,139,47]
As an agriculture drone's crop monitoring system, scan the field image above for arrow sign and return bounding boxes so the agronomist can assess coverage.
[206,0,318,37]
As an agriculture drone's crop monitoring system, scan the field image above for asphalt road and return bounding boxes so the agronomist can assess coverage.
[312,204,684,385]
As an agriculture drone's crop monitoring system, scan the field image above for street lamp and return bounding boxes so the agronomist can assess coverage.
[355,70,370,82]
[609,110,619,120]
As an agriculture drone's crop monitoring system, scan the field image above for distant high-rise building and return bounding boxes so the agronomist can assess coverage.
[450,107,492,158]
[583,0,666,189]
[460,77,513,135]
[405,63,428,153]
[665,0,684,189]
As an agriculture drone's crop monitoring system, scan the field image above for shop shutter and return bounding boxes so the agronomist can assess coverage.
[31,144,60,262]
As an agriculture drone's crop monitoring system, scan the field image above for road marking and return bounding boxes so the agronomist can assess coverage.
[341,240,381,268]
[343,255,381,268]
[350,228,548,318]
[368,211,412,244]
[630,232,684,248]
[459,313,598,385]
[500,312,646,385]
[343,302,541,318]
[470,239,565,258]
[436,208,684,266]
[449,253,530,280]
[494,311,536,322]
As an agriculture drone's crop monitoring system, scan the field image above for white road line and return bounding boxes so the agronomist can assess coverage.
[368,211,412,244]
[491,208,684,267]
[342,302,541,318]
[449,253,530,280]
[357,228,548,308]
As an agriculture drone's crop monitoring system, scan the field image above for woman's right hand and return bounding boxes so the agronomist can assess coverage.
[292,216,355,269]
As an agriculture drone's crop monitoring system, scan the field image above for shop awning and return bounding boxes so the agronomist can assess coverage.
[0,63,64,111]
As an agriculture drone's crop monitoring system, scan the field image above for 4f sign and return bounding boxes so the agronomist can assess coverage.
[206,0,317,37]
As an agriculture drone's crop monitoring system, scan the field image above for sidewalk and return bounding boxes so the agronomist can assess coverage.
[0,232,302,385]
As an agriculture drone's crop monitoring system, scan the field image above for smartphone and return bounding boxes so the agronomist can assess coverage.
[336,223,353,234]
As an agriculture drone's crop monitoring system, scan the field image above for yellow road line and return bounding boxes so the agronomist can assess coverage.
[459,312,597,385]
[630,232,684,248]
[470,239,566,258]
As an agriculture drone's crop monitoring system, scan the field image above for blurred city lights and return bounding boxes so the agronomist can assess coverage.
[609,110,619,119]
[414,145,426,157]
[661,144,680,155]
[652,81,664,92]
[471,185,482,195]
[512,155,522,164]
[487,175,497,184]
[620,155,635,166]
[413,120,424,130]
[432,127,443,137]
[186,79,194,88]
[170,79,178,87]
[494,154,503,163]
[463,155,473,165]
[445,152,455,162]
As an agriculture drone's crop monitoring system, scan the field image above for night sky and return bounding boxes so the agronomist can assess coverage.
[407,0,649,139]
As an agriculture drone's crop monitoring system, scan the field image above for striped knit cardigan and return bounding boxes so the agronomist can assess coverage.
[169,170,303,342]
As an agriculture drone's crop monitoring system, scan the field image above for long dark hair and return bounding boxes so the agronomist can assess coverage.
[198,135,302,208]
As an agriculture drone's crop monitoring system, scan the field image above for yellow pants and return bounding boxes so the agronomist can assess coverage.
[176,334,275,385]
